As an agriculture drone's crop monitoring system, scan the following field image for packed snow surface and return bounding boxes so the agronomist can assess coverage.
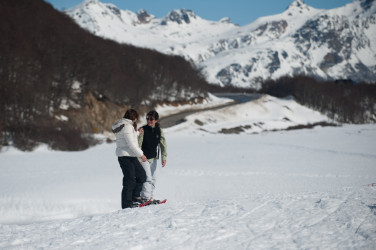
[1,97,376,249]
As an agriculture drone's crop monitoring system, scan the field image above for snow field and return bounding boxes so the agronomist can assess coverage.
[1,187,375,249]
[0,124,376,249]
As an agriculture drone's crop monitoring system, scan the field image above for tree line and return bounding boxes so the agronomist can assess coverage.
[260,76,376,124]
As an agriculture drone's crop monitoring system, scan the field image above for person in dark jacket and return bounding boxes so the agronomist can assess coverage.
[138,111,167,203]
[112,109,147,209]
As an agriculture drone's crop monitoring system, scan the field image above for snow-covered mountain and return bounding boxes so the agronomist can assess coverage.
[66,0,376,88]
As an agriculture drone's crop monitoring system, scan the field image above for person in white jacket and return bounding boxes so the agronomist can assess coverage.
[112,109,147,209]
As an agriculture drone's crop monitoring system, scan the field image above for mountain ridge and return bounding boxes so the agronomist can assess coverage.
[66,0,376,88]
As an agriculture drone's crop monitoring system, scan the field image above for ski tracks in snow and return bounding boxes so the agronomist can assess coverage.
[1,187,375,249]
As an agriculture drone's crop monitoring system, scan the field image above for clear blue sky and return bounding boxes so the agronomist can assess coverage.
[44,0,354,26]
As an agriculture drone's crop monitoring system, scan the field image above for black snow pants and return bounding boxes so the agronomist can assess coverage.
[118,156,146,208]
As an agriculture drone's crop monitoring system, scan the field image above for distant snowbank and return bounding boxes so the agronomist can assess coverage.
[167,94,333,134]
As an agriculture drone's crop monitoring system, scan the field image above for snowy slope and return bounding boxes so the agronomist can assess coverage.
[1,97,376,249]
[66,0,376,88]
[168,95,331,134]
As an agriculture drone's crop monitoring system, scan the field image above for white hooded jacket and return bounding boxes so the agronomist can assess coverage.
[112,118,144,157]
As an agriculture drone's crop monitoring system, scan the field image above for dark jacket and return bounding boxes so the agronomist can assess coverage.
[139,125,167,160]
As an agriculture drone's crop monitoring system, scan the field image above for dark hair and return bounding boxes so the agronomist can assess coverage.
[146,110,160,127]
[146,110,159,120]
[123,109,139,130]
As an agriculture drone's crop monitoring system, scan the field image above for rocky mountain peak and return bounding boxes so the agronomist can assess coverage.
[360,0,376,11]
[219,17,232,24]
[83,0,99,5]
[137,9,153,24]
[161,9,197,25]
[285,0,312,15]
[288,0,306,8]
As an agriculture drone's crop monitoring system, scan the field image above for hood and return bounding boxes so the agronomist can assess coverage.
[112,118,132,133]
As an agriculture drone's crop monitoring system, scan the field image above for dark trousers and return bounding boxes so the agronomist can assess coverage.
[118,156,146,208]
